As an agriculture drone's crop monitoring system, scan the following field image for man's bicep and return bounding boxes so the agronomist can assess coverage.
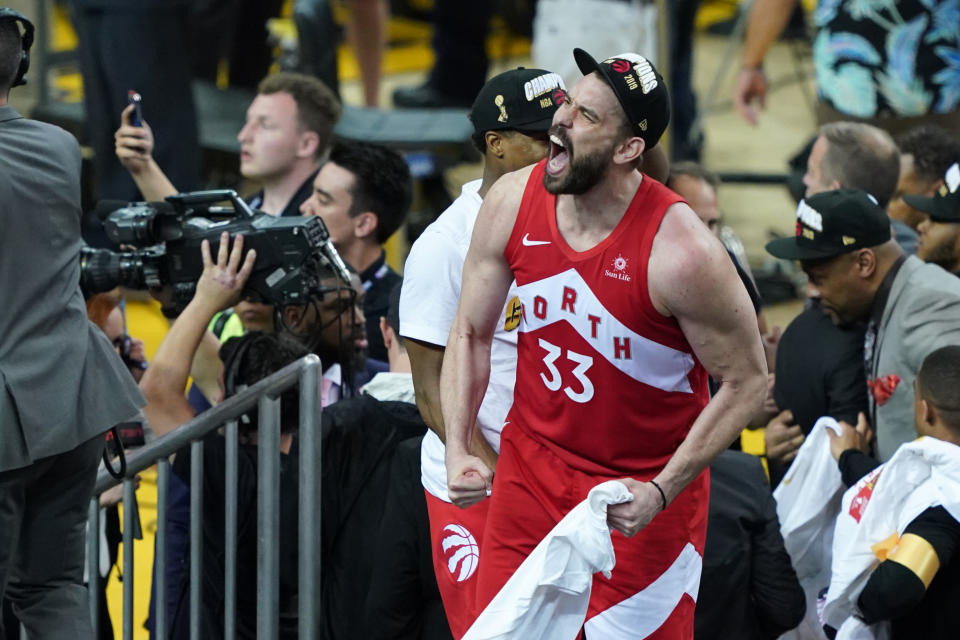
[669,250,764,381]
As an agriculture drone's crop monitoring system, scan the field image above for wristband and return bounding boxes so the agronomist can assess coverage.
[649,479,667,511]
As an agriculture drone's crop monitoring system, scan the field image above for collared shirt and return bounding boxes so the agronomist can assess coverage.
[360,251,401,363]
[245,170,318,217]
[321,363,343,407]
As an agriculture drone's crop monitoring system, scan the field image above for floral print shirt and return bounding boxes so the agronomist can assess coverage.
[813,0,960,118]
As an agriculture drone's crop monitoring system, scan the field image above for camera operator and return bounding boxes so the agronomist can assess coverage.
[0,10,144,639]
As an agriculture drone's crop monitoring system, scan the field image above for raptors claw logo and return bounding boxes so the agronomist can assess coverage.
[441,524,479,582]
[552,88,566,106]
[611,59,632,74]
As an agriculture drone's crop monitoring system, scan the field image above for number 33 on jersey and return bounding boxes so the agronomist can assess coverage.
[502,161,710,475]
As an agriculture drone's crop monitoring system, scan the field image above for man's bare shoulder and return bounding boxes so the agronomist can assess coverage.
[649,202,739,314]
[485,164,537,206]
[476,164,538,232]
[655,202,728,273]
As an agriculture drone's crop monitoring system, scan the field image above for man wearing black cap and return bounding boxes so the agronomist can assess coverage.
[911,163,960,276]
[440,50,766,635]
[399,66,564,639]
[767,189,960,462]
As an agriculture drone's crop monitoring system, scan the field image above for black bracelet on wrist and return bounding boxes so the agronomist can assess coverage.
[649,479,667,511]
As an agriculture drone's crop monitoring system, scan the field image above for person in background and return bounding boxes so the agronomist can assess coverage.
[734,0,960,134]
[400,66,563,639]
[115,72,341,218]
[0,12,144,637]
[911,163,960,276]
[889,126,960,243]
[767,189,960,462]
[694,449,805,640]
[299,140,412,363]
[826,346,960,640]
[766,122,899,482]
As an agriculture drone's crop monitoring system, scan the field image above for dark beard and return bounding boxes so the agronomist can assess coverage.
[543,146,609,195]
[921,230,960,272]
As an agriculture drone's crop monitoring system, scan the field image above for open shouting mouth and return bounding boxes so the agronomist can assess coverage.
[546,132,569,177]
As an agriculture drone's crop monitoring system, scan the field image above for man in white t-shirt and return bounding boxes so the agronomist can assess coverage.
[399,66,565,638]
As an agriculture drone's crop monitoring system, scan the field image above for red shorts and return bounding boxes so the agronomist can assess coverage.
[425,489,490,639]
[476,425,709,639]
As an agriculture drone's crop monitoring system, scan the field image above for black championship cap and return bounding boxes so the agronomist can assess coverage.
[573,48,670,147]
[903,162,960,223]
[766,189,892,261]
[470,67,566,134]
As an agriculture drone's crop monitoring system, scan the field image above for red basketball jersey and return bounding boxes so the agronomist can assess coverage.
[503,161,710,476]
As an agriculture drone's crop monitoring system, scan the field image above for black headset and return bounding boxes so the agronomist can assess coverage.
[0,8,34,87]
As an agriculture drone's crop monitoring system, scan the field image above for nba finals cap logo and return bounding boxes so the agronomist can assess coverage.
[441,524,479,582]
[605,54,658,94]
[795,200,823,240]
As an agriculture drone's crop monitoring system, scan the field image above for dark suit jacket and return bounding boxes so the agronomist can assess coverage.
[695,451,805,640]
[0,106,143,472]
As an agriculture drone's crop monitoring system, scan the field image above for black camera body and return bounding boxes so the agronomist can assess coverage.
[81,190,350,312]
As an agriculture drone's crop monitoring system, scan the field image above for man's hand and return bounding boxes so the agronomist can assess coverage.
[828,412,873,461]
[193,232,256,315]
[115,103,156,175]
[765,409,804,464]
[607,478,661,538]
[127,337,148,382]
[99,474,141,508]
[734,67,768,125]
[445,451,493,509]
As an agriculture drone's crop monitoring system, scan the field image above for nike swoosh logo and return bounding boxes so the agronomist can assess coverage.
[522,233,551,246]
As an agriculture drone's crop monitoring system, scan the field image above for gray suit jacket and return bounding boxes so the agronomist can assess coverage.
[872,255,960,461]
[0,106,144,472]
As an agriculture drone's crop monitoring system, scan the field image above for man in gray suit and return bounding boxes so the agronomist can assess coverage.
[0,12,144,638]
[767,189,960,461]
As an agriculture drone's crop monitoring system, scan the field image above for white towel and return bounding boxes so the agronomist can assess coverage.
[773,417,844,640]
[462,480,634,640]
[824,437,960,639]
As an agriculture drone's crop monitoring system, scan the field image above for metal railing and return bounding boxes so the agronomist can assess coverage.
[86,354,322,640]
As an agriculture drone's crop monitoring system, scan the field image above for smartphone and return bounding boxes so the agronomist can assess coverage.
[127,90,143,127]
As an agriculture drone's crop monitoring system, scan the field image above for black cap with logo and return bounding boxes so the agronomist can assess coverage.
[903,162,960,223]
[765,189,892,261]
[572,48,670,148]
[469,67,566,135]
